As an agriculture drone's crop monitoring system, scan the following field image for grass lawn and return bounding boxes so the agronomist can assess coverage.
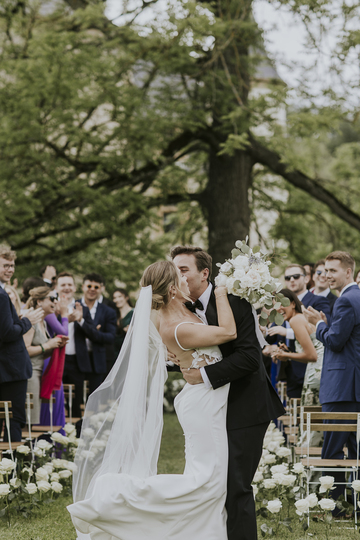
[0,414,358,539]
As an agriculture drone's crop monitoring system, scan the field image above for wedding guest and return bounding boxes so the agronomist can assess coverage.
[303,262,315,289]
[272,289,324,407]
[40,265,57,288]
[304,251,360,503]
[311,259,337,313]
[39,293,69,428]
[113,288,134,357]
[24,287,68,424]
[21,276,46,306]
[4,284,22,315]
[0,246,44,440]
[97,280,117,373]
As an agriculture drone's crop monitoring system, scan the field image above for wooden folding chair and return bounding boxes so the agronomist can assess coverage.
[63,384,76,423]
[0,401,13,459]
[301,411,360,528]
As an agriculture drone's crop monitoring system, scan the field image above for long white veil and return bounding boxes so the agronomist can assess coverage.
[72,286,168,507]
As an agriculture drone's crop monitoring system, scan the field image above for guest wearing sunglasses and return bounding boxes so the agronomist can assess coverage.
[80,273,117,397]
[311,259,338,314]
[40,264,57,289]
[23,287,69,424]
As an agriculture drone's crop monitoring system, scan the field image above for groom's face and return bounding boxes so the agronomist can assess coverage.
[173,253,209,301]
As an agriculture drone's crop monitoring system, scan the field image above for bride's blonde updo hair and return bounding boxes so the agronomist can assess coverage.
[26,286,51,309]
[140,260,185,310]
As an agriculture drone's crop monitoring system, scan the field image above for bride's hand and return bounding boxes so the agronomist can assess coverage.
[215,286,228,298]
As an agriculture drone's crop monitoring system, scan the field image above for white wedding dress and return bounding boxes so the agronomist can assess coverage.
[68,288,229,540]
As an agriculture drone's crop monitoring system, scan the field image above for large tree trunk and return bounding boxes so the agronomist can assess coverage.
[201,148,254,277]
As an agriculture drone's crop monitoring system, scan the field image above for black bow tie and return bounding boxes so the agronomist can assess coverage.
[185,299,204,312]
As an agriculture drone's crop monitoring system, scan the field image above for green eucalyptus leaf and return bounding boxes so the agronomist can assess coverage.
[253,245,260,253]
[260,312,269,319]
[275,313,284,325]
[259,316,268,327]
[264,284,273,292]
[281,297,291,307]
[240,244,250,254]
[273,302,281,310]
[269,310,277,323]
[231,248,241,259]
[235,241,243,249]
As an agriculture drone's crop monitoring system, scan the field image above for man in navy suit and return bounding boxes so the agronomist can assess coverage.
[59,272,116,418]
[0,246,43,440]
[304,251,360,501]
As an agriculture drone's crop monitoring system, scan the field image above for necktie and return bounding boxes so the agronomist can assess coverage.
[184,299,204,313]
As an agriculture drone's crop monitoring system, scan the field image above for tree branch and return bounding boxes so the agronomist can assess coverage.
[248,133,360,231]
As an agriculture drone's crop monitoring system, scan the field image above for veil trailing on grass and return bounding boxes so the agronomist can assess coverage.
[72,285,168,506]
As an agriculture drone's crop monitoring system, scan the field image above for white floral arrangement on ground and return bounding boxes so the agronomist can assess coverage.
[0,423,78,526]
[215,238,290,326]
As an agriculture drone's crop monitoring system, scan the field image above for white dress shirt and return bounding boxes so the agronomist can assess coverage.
[82,297,99,352]
[65,299,76,355]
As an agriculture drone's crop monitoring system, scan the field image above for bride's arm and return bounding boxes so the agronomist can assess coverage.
[176,287,236,349]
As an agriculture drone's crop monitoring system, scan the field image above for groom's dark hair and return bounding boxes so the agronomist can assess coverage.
[170,246,212,282]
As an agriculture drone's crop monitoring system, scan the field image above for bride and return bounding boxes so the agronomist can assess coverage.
[68,260,236,540]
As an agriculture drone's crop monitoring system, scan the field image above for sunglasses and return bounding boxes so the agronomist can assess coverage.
[49,295,58,302]
[86,285,100,290]
[284,274,305,281]
[315,269,326,276]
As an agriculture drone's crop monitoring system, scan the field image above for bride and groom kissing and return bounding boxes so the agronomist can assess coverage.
[68,245,285,540]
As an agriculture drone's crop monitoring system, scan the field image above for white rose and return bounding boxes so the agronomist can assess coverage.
[43,463,54,474]
[262,449,269,457]
[319,476,335,493]
[24,483,37,495]
[0,458,16,474]
[276,447,291,458]
[292,463,305,475]
[226,276,237,293]
[270,464,288,475]
[10,478,21,488]
[295,498,310,516]
[52,459,66,469]
[305,493,318,508]
[263,479,277,489]
[220,261,233,275]
[233,256,249,269]
[51,432,65,443]
[266,442,279,453]
[36,440,53,451]
[252,485,258,497]
[215,273,228,288]
[319,498,336,511]
[51,481,63,493]
[22,467,33,478]
[35,468,49,482]
[80,450,95,460]
[266,499,282,513]
[352,480,360,493]
[233,268,246,281]
[16,445,31,455]
[0,484,10,497]
[64,461,77,472]
[277,474,297,487]
[50,473,60,482]
[267,423,276,432]
[64,423,76,436]
[33,447,45,458]
[83,428,95,438]
[59,469,72,479]
[37,480,51,493]
[263,454,276,464]
[253,471,263,483]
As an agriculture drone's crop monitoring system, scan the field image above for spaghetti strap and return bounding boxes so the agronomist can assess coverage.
[174,322,203,351]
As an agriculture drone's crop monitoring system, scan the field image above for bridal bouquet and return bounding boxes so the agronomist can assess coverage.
[215,238,289,326]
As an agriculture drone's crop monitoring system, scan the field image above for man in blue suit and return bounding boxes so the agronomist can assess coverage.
[0,246,43,440]
[304,251,360,501]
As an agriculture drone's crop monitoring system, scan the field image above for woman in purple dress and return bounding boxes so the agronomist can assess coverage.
[40,295,69,429]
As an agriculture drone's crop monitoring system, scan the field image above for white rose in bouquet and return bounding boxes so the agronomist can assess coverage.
[305,493,318,508]
[352,480,360,492]
[37,480,51,493]
[270,464,288,475]
[266,499,282,513]
[50,472,60,482]
[51,481,63,493]
[263,454,276,465]
[233,255,249,270]
[263,479,277,490]
[0,484,10,497]
[319,476,335,493]
[220,261,233,275]
[295,498,310,516]
[35,467,49,482]
[319,498,336,511]
[16,445,30,455]
[24,483,37,495]
[59,469,72,479]
[253,471,263,483]
[276,447,291,458]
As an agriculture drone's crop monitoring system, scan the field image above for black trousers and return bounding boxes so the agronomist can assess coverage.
[226,421,269,540]
[0,379,27,442]
[63,354,104,418]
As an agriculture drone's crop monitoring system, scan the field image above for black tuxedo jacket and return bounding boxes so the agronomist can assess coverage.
[204,289,285,430]
[302,291,331,322]
[75,301,117,374]
[0,286,32,383]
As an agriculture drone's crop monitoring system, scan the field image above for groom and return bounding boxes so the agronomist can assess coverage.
[171,246,285,540]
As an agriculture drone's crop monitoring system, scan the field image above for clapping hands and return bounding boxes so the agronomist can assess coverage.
[68,302,83,323]
[25,307,44,326]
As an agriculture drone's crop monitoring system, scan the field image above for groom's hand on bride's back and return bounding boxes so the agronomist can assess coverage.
[181,368,204,385]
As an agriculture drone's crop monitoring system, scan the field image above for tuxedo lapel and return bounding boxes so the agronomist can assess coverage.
[206,291,218,326]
